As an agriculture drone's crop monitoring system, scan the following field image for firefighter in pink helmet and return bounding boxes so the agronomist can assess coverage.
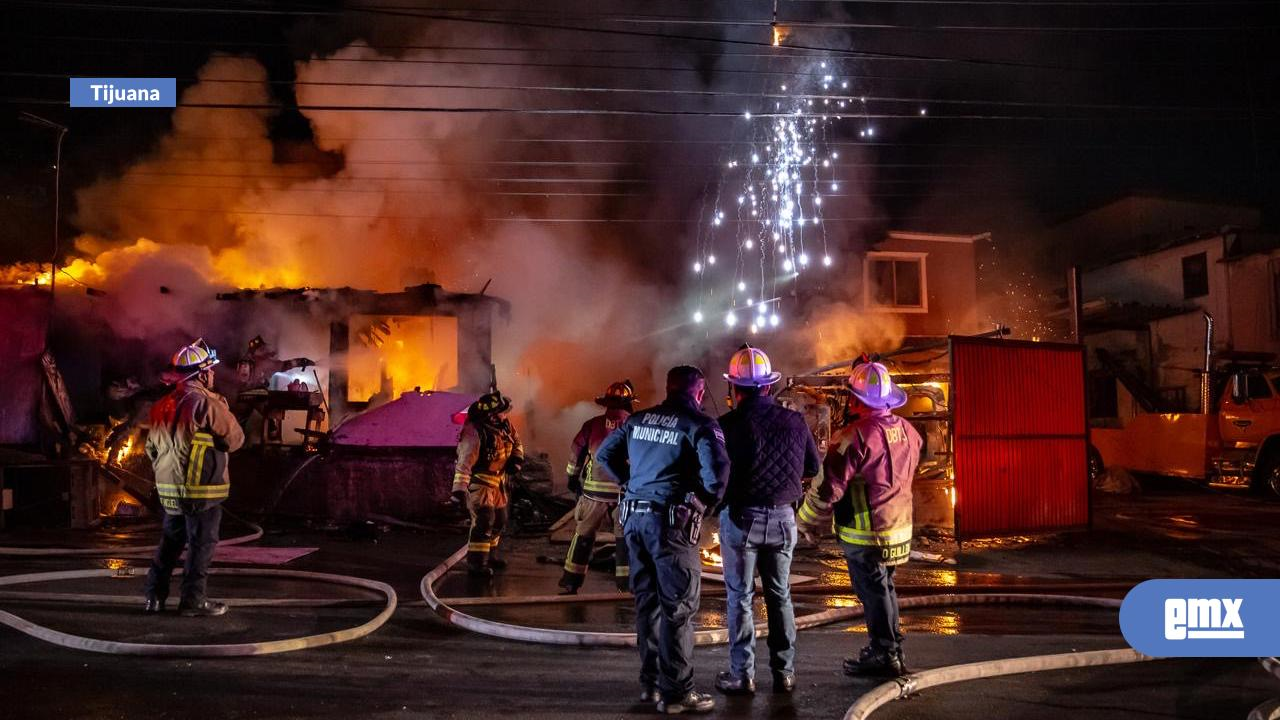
[798,359,921,677]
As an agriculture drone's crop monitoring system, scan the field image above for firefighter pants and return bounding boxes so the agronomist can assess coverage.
[144,505,222,606]
[624,508,701,702]
[841,542,904,654]
[720,504,798,679]
[562,495,629,588]
[467,484,508,568]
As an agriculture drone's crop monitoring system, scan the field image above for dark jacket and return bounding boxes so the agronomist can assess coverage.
[719,394,821,508]
[595,394,730,508]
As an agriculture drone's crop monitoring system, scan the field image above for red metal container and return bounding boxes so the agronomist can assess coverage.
[950,337,1089,540]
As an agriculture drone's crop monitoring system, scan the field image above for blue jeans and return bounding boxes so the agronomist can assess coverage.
[624,508,702,701]
[720,505,798,679]
[841,543,903,654]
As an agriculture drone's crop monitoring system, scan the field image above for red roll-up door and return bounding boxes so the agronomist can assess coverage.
[950,337,1089,540]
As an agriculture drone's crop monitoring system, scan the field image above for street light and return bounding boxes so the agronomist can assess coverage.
[19,111,68,348]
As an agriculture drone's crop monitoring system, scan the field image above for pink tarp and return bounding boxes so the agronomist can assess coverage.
[332,390,478,448]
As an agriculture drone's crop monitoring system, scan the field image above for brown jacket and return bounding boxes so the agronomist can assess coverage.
[146,381,245,514]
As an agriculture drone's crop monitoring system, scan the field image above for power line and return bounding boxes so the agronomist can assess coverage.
[5,0,1149,73]
[3,72,1243,113]
[15,97,1266,120]
[73,201,967,223]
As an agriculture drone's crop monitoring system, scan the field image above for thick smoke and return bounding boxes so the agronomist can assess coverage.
[57,17,893,471]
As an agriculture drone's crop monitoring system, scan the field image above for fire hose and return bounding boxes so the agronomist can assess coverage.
[842,647,1156,720]
[0,512,264,557]
[0,566,397,657]
[420,544,1132,649]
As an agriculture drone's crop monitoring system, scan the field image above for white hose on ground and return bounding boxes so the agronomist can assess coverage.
[421,543,1127,648]
[0,515,265,557]
[0,567,397,657]
[842,647,1157,720]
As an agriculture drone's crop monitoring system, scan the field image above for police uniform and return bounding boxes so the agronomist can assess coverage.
[453,393,524,575]
[596,388,729,710]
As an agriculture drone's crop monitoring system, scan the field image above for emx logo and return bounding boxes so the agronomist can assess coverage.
[1164,598,1243,640]
[1121,580,1278,657]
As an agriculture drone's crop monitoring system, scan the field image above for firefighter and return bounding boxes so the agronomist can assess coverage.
[452,390,524,577]
[715,346,821,695]
[596,366,729,715]
[143,339,245,617]
[559,380,638,594]
[797,361,921,677]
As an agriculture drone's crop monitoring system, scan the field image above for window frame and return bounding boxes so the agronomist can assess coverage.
[1181,251,1209,300]
[864,251,929,314]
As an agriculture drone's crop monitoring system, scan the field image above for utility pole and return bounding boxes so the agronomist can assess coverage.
[19,111,68,349]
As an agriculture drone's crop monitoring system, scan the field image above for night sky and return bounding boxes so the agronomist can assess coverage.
[2,0,1278,276]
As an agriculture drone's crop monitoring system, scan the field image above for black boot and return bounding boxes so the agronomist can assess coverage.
[656,691,715,714]
[714,671,756,695]
[143,597,165,614]
[558,571,583,595]
[842,646,905,678]
[466,551,493,577]
[178,599,228,617]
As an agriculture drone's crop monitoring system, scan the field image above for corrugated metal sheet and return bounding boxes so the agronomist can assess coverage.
[951,337,1089,540]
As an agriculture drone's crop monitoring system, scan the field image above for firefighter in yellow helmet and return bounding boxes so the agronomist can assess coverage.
[143,339,245,617]
[559,380,637,594]
[452,390,524,577]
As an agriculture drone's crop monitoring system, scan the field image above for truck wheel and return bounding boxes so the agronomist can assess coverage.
[1261,460,1280,499]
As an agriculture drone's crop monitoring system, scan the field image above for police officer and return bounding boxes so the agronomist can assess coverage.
[715,346,820,695]
[596,366,729,715]
[798,361,920,677]
[559,380,638,594]
[144,339,245,617]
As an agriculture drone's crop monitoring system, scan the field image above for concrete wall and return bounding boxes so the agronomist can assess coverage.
[862,233,983,337]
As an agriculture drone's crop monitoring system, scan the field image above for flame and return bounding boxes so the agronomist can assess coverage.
[113,436,136,465]
[700,531,724,567]
[347,315,459,401]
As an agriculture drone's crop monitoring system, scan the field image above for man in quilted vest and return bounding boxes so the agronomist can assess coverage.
[714,346,820,696]
[798,360,921,678]
[143,339,245,617]
[559,380,637,594]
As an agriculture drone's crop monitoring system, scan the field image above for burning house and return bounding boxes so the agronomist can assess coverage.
[0,278,508,526]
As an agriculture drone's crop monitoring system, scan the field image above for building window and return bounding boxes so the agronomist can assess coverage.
[1181,252,1208,299]
[865,252,927,312]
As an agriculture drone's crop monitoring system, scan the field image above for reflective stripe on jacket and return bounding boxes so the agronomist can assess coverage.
[453,416,524,494]
[798,409,920,566]
[146,382,245,515]
[566,409,630,502]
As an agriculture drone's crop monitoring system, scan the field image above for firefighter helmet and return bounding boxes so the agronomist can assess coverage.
[848,361,907,410]
[724,345,782,387]
[471,390,512,416]
[170,338,220,380]
[595,379,637,408]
